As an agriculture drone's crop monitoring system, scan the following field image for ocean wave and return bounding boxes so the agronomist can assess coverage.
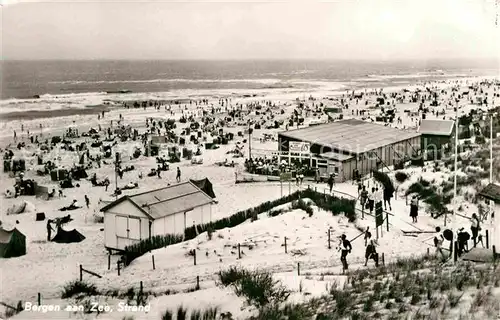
[365,73,467,80]
[47,78,283,86]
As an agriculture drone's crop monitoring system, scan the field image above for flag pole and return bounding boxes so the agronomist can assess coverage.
[451,104,459,263]
[490,115,493,184]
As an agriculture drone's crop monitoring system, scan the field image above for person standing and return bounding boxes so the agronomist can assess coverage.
[327,174,334,193]
[364,239,379,267]
[176,167,181,182]
[470,213,480,248]
[410,195,419,223]
[46,219,54,241]
[364,226,372,246]
[433,234,446,260]
[368,187,375,214]
[339,234,352,273]
[360,186,368,211]
[383,186,393,211]
[84,195,90,208]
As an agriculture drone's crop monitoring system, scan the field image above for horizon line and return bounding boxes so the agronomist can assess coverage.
[2,57,499,62]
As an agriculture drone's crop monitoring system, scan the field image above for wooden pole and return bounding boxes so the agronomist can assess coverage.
[386,211,389,232]
[196,276,200,290]
[152,255,156,270]
[238,243,241,259]
[108,255,111,270]
[79,264,83,281]
[38,293,41,306]
[328,229,331,249]
[284,237,287,253]
[427,247,430,257]
[297,262,300,276]
[193,249,197,266]
[493,245,497,265]
[382,253,385,266]
[140,281,143,295]
[117,261,121,276]
[454,241,458,262]
[486,230,489,249]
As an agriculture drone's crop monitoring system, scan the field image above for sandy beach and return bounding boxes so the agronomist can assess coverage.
[1,71,500,320]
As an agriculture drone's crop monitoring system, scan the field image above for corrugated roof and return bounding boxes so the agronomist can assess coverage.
[101,181,215,219]
[279,119,420,155]
[418,119,455,136]
[478,183,500,202]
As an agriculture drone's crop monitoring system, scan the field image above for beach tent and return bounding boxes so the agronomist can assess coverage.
[6,200,36,215]
[0,227,26,258]
[190,178,216,199]
[51,169,69,182]
[35,185,49,200]
[51,228,85,243]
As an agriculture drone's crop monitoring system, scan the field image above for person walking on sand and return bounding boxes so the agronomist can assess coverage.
[339,234,352,273]
[433,233,446,260]
[176,167,181,182]
[46,219,54,241]
[470,213,480,247]
[157,166,161,179]
[360,185,368,210]
[410,195,419,223]
[364,227,372,246]
[383,185,393,211]
[364,239,379,267]
[327,173,334,193]
[368,187,375,214]
[84,195,90,208]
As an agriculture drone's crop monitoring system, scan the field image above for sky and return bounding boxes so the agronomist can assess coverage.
[1,0,500,60]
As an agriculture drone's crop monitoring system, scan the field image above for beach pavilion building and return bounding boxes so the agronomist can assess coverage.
[101,181,216,252]
[277,119,421,182]
[418,119,455,160]
[478,183,500,253]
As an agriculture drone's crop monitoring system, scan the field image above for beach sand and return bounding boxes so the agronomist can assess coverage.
[1,76,499,319]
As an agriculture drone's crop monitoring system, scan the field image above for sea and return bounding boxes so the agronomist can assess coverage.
[1,59,499,118]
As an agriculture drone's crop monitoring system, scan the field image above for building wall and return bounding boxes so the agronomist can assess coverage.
[421,134,452,151]
[152,203,212,236]
[103,200,151,251]
[278,133,421,182]
[346,135,421,181]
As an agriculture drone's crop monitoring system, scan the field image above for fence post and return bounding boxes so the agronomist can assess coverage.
[37,293,41,306]
[493,245,497,265]
[297,262,300,276]
[196,276,200,290]
[284,237,287,254]
[79,264,83,281]
[152,255,156,270]
[238,243,241,259]
[328,229,331,249]
[382,253,385,266]
[486,230,489,249]
[386,212,389,232]
[193,249,197,266]
[454,241,458,262]
[108,255,111,270]
[117,261,121,276]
